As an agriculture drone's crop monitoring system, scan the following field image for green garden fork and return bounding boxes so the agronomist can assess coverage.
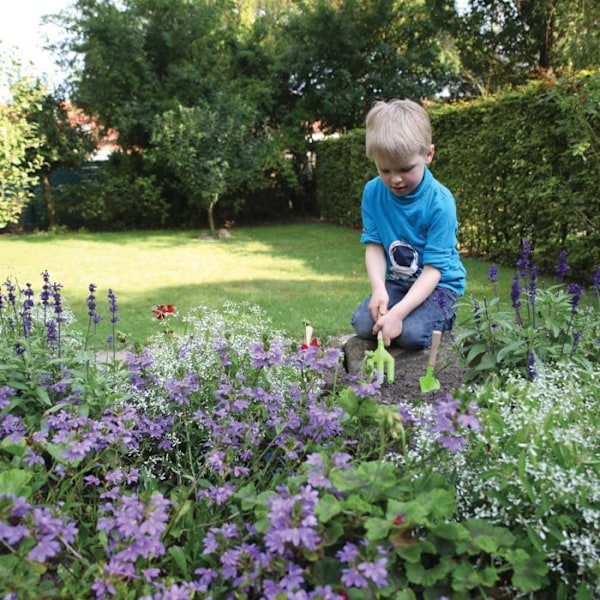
[363,331,395,384]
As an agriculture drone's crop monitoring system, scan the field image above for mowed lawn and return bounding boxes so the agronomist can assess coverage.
[0,223,510,346]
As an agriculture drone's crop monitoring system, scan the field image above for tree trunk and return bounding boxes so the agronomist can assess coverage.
[207,194,218,236]
[41,169,56,229]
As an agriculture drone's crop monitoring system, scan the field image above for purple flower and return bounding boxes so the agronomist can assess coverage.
[107,288,120,324]
[349,376,381,399]
[28,534,61,562]
[567,283,583,315]
[87,283,103,325]
[487,263,498,284]
[250,339,284,368]
[516,238,533,278]
[358,556,388,587]
[511,274,521,310]
[341,567,369,588]
[20,283,34,337]
[457,411,482,431]
[556,249,570,282]
[264,485,321,554]
[336,542,360,563]
[437,435,467,452]
[0,386,16,410]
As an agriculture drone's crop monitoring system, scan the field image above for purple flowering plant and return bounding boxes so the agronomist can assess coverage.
[454,241,600,383]
[0,278,567,598]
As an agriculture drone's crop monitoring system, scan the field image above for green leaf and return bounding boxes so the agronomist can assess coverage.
[461,519,515,554]
[405,555,453,586]
[508,548,548,592]
[316,493,342,523]
[168,545,189,579]
[431,522,468,542]
[364,517,391,541]
[0,469,32,497]
[235,482,258,510]
[497,340,526,362]
[394,539,436,563]
[0,436,26,458]
[344,493,376,515]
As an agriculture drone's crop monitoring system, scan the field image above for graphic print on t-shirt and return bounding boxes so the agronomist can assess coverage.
[388,240,420,280]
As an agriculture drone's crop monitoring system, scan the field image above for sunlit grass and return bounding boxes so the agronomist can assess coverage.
[0,223,541,346]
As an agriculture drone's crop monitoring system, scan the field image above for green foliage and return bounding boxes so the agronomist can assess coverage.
[150,94,271,233]
[0,51,45,228]
[55,157,169,231]
[454,241,600,384]
[433,72,600,279]
[315,129,375,228]
[443,363,600,596]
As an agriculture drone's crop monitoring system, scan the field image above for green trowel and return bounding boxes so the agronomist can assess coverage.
[419,330,442,393]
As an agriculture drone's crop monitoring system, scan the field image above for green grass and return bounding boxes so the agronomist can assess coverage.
[0,223,530,346]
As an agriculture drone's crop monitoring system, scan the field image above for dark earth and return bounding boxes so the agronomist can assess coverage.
[334,333,467,405]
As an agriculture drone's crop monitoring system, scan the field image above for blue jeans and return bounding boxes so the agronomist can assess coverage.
[350,280,458,350]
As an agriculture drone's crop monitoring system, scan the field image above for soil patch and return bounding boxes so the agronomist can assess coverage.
[331,334,466,404]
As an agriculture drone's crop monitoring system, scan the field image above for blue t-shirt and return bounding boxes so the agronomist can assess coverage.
[360,167,466,296]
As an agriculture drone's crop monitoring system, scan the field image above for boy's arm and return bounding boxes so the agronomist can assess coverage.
[375,265,441,345]
[365,243,389,322]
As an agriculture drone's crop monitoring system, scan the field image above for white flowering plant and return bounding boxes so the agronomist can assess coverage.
[423,362,600,598]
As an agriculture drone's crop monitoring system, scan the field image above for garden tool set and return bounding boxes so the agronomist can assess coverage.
[419,330,442,393]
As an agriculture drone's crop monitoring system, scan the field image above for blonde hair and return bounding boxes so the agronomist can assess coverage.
[365,99,432,162]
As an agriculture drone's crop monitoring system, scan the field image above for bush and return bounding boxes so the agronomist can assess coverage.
[55,157,169,231]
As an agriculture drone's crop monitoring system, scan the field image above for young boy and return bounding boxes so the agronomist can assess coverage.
[350,99,466,351]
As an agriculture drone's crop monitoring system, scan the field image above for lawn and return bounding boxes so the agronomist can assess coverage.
[1,222,524,346]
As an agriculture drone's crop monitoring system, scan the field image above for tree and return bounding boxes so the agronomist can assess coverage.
[0,51,45,229]
[271,0,453,133]
[428,0,600,96]
[26,93,97,228]
[60,0,240,151]
[151,94,271,234]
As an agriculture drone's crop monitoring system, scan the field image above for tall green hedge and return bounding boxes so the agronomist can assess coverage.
[315,72,600,280]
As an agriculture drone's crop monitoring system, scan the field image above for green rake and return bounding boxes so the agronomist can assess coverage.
[364,331,395,384]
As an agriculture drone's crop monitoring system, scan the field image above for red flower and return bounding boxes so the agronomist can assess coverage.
[392,514,405,526]
[152,304,176,320]
[300,338,319,350]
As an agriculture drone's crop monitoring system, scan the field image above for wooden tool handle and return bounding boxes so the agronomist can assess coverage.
[429,330,442,367]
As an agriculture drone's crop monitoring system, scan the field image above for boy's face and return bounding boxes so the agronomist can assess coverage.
[375,146,434,197]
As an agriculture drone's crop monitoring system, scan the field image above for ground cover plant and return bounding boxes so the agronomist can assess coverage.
[0,239,598,598]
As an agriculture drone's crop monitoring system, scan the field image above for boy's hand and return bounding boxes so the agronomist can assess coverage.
[368,289,389,322]
[374,314,403,346]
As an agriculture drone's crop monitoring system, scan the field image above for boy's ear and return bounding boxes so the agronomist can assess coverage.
[425,144,435,163]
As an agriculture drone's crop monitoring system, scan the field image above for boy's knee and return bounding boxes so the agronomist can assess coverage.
[395,323,431,350]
